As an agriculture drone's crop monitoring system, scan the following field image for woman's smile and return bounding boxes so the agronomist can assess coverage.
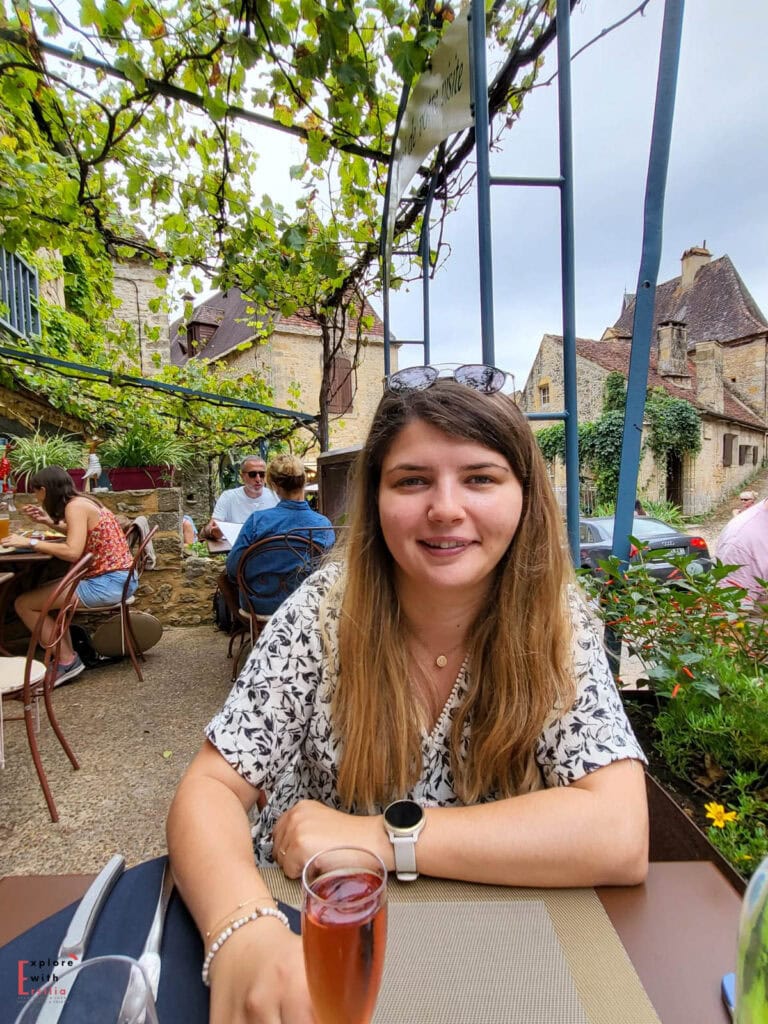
[378,419,523,600]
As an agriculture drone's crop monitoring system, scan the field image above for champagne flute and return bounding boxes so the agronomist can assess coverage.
[13,954,159,1024]
[302,845,388,1024]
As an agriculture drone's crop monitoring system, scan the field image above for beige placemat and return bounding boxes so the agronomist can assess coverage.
[262,870,661,1024]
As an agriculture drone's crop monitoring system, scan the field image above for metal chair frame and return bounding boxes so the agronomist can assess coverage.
[78,525,159,681]
[0,552,93,821]
[232,532,326,678]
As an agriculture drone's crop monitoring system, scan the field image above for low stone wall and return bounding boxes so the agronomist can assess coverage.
[17,486,222,627]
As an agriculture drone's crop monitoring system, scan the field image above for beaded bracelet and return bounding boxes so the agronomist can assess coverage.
[201,906,291,986]
[205,897,278,939]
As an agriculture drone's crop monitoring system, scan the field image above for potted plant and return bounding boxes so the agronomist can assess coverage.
[100,425,195,490]
[10,432,88,491]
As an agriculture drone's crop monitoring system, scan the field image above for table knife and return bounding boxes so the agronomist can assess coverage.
[137,862,174,998]
[35,853,126,1024]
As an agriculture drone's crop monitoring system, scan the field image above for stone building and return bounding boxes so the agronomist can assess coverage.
[522,247,768,515]
[170,287,396,453]
[606,246,768,419]
[109,252,171,374]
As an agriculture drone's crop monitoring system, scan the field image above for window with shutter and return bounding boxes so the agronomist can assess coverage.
[722,433,737,467]
[738,444,749,466]
[327,355,353,413]
[753,446,759,465]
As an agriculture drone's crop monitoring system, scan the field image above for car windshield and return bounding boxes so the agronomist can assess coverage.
[598,517,679,541]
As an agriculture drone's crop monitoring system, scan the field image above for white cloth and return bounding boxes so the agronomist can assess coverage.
[206,567,646,865]
[212,486,278,524]
[131,514,157,570]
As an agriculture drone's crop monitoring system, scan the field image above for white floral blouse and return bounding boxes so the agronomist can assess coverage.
[206,566,646,864]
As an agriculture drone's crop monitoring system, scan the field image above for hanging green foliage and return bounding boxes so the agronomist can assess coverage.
[645,388,702,465]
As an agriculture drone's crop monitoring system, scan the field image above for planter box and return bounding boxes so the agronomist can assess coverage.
[68,468,86,490]
[13,468,86,492]
[107,466,175,491]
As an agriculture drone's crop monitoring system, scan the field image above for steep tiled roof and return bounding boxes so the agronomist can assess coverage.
[541,333,767,431]
[610,255,768,344]
[170,287,385,366]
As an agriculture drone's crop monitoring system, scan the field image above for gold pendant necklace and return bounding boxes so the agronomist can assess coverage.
[408,630,466,670]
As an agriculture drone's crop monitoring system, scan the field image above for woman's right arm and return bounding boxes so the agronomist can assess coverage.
[167,740,315,1024]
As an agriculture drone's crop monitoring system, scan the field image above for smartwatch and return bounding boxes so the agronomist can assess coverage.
[383,800,426,881]
[28,538,39,549]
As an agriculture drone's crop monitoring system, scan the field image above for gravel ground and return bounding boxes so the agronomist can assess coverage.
[0,624,233,876]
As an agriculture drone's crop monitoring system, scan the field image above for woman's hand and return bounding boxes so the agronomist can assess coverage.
[272,801,390,879]
[208,917,315,1023]
[6,532,33,548]
[23,504,52,525]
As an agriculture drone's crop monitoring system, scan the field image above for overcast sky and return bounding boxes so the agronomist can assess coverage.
[389,0,768,388]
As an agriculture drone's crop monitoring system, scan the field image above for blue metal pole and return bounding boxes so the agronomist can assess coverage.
[555,0,579,565]
[612,0,685,568]
[469,0,494,365]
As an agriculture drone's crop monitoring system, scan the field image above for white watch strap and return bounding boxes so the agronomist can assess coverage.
[391,834,418,882]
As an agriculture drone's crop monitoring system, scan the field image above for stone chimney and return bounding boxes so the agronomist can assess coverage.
[657,321,691,386]
[680,245,711,289]
[694,339,724,414]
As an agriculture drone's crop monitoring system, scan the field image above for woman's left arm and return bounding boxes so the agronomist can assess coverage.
[8,501,89,563]
[273,758,648,888]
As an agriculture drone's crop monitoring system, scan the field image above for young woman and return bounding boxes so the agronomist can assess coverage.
[168,367,648,1024]
[7,465,136,683]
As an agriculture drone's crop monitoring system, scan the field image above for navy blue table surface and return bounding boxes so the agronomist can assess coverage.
[0,857,300,1024]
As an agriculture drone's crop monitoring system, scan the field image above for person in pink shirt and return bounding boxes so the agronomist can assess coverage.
[716,497,768,606]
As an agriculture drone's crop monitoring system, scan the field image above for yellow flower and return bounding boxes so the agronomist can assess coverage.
[704,802,738,828]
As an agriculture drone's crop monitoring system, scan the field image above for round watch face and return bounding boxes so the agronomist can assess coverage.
[385,799,424,832]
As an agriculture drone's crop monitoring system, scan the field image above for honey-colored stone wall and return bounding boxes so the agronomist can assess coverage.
[217,326,396,452]
[520,335,766,514]
[723,336,768,420]
[15,487,222,627]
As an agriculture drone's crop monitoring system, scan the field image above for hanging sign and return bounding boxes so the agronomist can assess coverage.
[385,7,473,248]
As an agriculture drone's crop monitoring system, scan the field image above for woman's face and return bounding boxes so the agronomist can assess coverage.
[377,419,524,601]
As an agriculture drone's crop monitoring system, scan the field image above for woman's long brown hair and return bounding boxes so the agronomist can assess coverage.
[329,380,576,811]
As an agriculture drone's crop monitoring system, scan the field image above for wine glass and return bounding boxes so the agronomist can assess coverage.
[302,845,388,1024]
[13,954,159,1024]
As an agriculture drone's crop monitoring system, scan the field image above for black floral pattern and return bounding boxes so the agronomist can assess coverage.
[206,566,646,863]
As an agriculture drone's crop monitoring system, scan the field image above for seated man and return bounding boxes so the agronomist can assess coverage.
[226,454,334,616]
[201,455,279,626]
[199,455,278,542]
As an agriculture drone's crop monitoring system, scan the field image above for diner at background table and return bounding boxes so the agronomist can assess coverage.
[168,367,649,1024]
[5,466,135,684]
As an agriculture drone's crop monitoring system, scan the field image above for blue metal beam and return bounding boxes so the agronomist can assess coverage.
[612,0,685,568]
[555,0,580,564]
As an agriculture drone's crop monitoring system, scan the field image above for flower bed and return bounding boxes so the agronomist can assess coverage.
[583,555,768,880]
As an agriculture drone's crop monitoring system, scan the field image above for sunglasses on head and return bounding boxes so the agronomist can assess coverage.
[385,363,509,395]
[244,469,266,479]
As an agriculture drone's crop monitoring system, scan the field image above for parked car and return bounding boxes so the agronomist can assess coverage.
[579,515,712,581]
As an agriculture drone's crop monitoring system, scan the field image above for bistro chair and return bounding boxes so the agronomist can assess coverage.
[232,533,326,678]
[77,525,159,682]
[0,552,93,822]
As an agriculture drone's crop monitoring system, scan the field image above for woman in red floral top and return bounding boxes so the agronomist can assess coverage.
[8,465,136,684]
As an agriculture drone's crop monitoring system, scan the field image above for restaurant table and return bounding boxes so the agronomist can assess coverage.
[0,549,52,654]
[0,860,741,1024]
